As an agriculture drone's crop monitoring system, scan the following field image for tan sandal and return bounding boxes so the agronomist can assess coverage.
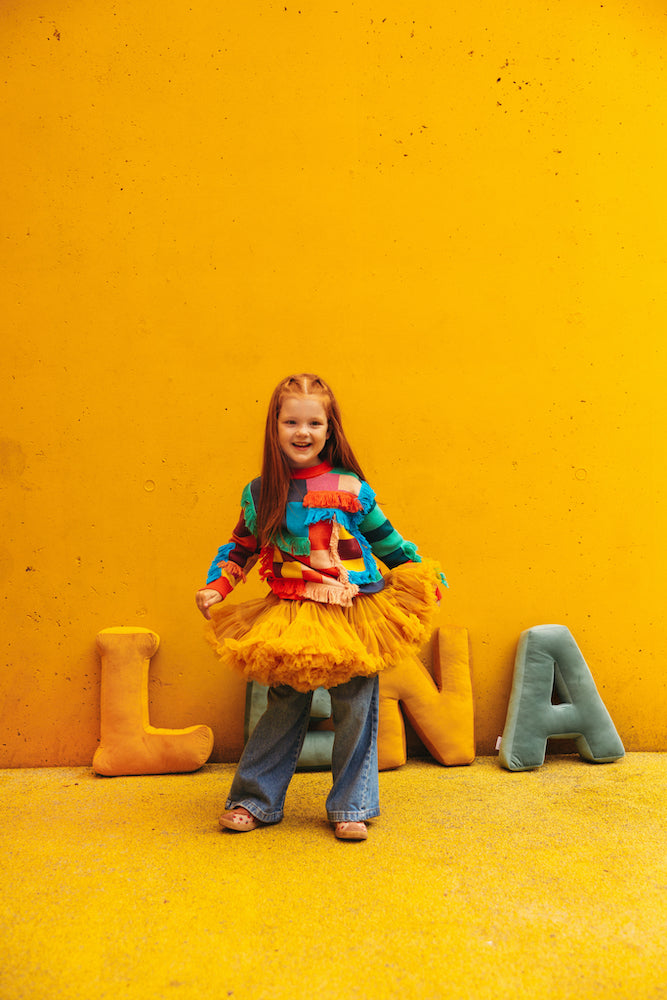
[219,807,261,832]
[334,820,368,841]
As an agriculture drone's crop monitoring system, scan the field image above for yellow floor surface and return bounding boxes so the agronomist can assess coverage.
[1,754,665,1000]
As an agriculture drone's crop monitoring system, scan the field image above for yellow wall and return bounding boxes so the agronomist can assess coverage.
[2,0,665,766]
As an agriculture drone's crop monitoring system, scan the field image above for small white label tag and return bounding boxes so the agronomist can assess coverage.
[495,736,502,751]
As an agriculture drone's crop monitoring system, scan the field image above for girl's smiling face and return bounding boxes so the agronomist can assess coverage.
[277,395,329,469]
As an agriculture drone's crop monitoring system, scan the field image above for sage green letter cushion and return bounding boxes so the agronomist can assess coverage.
[245,682,334,770]
[499,624,624,771]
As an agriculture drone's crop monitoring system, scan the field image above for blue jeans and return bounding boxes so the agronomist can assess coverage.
[226,674,380,824]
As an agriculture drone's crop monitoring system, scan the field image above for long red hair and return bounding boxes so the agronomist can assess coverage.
[256,373,366,546]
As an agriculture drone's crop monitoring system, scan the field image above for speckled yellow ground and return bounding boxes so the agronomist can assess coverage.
[1,754,665,1000]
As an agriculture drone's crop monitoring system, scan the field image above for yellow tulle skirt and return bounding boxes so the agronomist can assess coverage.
[206,560,442,692]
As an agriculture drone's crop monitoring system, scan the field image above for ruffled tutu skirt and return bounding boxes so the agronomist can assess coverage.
[206,560,442,692]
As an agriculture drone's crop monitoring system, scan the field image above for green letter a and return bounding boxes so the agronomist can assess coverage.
[499,624,624,771]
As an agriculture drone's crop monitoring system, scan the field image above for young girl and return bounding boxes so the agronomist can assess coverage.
[196,373,445,841]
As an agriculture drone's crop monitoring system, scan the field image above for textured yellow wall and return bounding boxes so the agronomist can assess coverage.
[2,1,665,766]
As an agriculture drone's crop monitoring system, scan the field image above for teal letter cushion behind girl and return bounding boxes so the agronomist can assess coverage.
[499,624,624,771]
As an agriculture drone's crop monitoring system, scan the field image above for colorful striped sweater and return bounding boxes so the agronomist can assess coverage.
[204,461,428,607]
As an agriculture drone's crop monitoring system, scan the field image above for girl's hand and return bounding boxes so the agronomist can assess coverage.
[196,589,223,619]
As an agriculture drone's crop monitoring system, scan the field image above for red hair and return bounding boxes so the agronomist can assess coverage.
[256,374,366,546]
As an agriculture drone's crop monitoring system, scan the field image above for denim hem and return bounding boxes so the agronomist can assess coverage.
[225,798,283,825]
[327,808,380,823]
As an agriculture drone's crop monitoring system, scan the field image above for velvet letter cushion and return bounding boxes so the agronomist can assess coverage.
[499,624,624,771]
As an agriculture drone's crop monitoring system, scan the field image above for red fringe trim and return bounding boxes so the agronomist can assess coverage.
[217,560,247,583]
[271,579,307,600]
[259,548,275,581]
[303,490,363,513]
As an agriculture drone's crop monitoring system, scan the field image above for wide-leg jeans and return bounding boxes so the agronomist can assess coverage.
[225,674,380,824]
